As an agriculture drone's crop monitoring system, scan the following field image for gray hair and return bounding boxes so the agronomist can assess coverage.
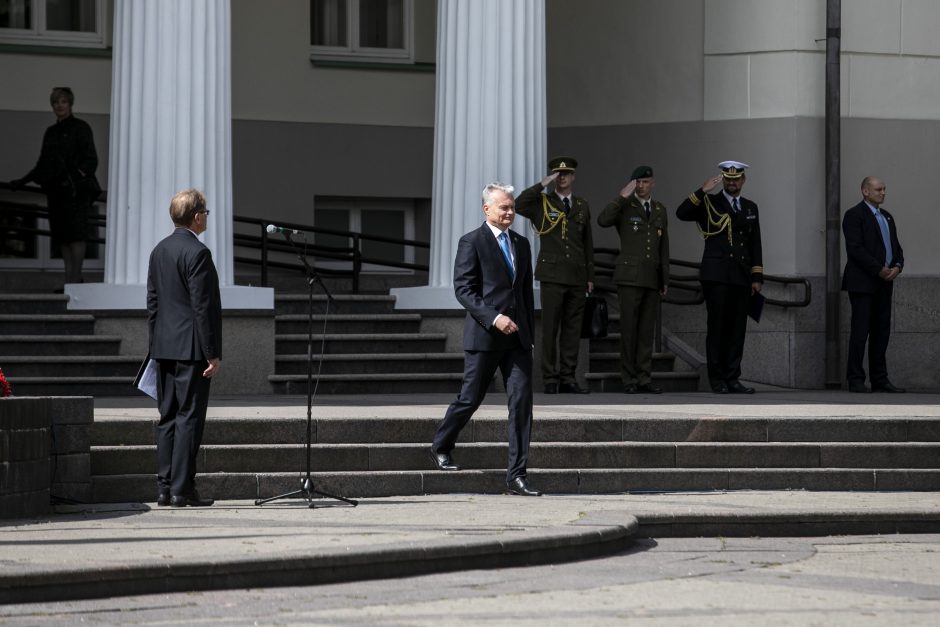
[482,182,514,206]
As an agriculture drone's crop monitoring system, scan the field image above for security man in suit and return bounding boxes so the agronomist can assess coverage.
[147,189,223,507]
[676,161,763,394]
[515,156,594,394]
[597,165,670,394]
[429,182,541,497]
[842,176,905,393]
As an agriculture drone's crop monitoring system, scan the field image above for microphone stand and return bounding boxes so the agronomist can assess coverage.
[255,230,357,508]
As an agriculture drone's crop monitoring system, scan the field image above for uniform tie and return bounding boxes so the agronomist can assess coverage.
[498,231,515,281]
[731,197,740,213]
[643,200,651,218]
[563,197,571,214]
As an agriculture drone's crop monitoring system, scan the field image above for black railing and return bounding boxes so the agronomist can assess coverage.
[233,215,430,293]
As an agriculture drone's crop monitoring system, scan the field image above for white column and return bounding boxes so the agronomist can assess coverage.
[392,0,546,309]
[66,0,270,309]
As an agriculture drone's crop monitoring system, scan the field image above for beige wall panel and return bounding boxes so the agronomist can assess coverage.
[0,55,111,114]
[846,54,940,119]
[795,51,825,117]
[703,55,750,120]
[749,52,799,118]
[545,0,704,127]
[842,0,901,54]
[704,0,824,54]
[901,0,940,56]
[230,0,435,126]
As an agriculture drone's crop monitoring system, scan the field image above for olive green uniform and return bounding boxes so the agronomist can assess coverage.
[515,183,595,385]
[597,194,670,387]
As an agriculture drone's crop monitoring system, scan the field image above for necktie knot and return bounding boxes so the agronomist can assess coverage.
[563,197,571,213]
[643,201,651,217]
[732,198,740,213]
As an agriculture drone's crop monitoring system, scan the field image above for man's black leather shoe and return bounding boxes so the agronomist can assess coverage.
[506,477,542,496]
[430,449,460,471]
[712,382,730,394]
[872,382,906,393]
[157,491,171,507]
[727,381,755,394]
[636,383,663,394]
[558,382,589,394]
[170,492,214,507]
[543,383,558,394]
[848,382,870,393]
[623,384,638,394]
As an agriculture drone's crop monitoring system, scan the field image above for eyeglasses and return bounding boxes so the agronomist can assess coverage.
[198,210,211,216]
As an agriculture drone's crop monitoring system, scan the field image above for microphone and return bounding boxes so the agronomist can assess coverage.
[266,224,301,235]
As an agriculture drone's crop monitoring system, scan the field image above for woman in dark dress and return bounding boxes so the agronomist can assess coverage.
[13,87,100,288]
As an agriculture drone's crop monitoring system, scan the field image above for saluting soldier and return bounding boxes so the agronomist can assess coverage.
[676,161,763,394]
[515,156,595,394]
[597,165,670,394]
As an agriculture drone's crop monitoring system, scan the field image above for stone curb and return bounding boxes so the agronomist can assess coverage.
[0,511,637,605]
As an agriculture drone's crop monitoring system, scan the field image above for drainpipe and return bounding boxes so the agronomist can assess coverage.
[825,0,842,388]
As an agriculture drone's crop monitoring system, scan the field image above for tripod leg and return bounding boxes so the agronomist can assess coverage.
[308,488,358,508]
[255,488,306,506]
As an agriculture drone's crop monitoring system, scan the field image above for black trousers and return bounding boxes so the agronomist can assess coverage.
[432,345,533,481]
[539,282,585,384]
[847,285,893,385]
[701,281,750,387]
[156,359,211,496]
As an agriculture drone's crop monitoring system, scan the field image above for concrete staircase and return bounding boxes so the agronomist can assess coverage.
[267,294,467,394]
[89,413,940,502]
[0,294,138,396]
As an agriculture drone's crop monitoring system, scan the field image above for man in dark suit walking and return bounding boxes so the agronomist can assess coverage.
[147,189,223,507]
[676,161,763,394]
[430,182,541,497]
[842,176,905,393]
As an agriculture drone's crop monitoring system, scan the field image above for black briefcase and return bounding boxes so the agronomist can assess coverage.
[581,294,609,339]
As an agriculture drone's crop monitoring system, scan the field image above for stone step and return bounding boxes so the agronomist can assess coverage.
[275,313,422,335]
[0,355,141,377]
[90,416,940,447]
[267,372,468,395]
[274,352,466,375]
[90,442,940,475]
[0,294,69,315]
[586,371,700,393]
[7,376,136,396]
[274,294,397,315]
[275,333,448,355]
[0,314,95,335]
[0,335,122,356]
[588,351,676,372]
[91,467,940,503]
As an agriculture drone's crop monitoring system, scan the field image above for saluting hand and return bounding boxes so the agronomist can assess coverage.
[619,179,637,198]
[540,172,560,188]
[702,175,724,193]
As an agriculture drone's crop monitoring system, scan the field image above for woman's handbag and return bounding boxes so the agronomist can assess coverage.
[581,293,609,339]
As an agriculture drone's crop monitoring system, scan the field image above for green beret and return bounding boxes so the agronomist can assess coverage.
[631,165,653,180]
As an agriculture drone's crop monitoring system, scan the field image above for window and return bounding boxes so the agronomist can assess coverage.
[310,0,413,64]
[0,0,106,47]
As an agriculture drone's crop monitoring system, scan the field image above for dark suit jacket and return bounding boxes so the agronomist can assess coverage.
[147,228,223,361]
[676,189,763,287]
[454,224,535,352]
[841,201,904,293]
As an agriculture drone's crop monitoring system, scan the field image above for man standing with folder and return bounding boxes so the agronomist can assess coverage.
[147,189,222,507]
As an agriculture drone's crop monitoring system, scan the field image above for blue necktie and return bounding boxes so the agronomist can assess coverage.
[874,209,893,264]
[731,197,739,213]
[498,231,514,281]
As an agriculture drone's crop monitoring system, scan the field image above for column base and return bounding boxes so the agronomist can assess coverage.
[65,283,274,310]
